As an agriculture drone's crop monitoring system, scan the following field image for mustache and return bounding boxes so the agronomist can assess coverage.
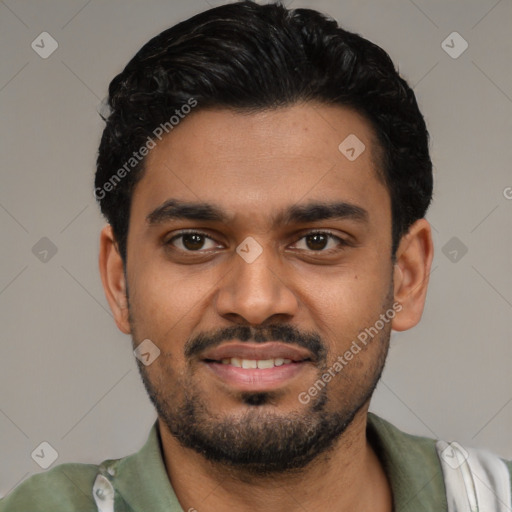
[184,323,327,363]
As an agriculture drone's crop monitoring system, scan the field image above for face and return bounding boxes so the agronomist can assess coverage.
[120,103,397,474]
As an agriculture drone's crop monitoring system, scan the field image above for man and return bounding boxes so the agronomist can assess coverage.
[1,1,510,511]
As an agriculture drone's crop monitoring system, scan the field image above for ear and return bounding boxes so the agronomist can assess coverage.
[391,218,434,331]
[99,225,131,334]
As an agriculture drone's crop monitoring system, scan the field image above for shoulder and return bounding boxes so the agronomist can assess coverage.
[367,412,440,458]
[366,413,512,508]
[504,459,512,488]
[0,462,99,512]
[367,412,447,495]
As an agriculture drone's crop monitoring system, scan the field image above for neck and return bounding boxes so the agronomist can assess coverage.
[158,407,393,512]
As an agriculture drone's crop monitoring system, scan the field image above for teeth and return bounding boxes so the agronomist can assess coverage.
[218,357,296,368]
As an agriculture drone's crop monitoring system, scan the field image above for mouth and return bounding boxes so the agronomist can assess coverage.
[205,356,301,368]
[200,342,315,391]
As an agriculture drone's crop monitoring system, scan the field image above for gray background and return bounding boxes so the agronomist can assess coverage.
[1,0,511,498]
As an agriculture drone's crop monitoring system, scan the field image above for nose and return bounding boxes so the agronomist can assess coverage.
[214,243,299,326]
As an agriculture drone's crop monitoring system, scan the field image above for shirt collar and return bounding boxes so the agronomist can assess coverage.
[109,414,447,512]
[108,420,183,512]
[367,412,447,512]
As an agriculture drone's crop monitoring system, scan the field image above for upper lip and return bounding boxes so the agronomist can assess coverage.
[201,342,314,363]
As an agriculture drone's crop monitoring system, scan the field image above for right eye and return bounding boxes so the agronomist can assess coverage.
[165,230,222,252]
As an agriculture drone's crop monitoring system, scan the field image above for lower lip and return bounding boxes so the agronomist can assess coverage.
[204,361,310,391]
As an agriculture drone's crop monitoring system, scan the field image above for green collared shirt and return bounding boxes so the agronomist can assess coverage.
[1,413,511,511]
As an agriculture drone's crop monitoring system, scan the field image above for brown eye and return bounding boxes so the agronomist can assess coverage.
[305,233,329,251]
[293,231,345,252]
[181,233,205,250]
[166,231,218,251]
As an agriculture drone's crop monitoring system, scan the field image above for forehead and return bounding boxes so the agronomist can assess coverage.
[131,103,389,228]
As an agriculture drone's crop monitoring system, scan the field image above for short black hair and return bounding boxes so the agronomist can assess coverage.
[95,0,433,262]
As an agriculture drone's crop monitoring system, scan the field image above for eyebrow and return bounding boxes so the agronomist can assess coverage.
[146,198,368,227]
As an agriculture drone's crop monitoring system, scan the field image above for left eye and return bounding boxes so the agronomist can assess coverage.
[293,232,343,251]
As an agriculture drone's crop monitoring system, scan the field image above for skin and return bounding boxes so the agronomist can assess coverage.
[99,103,433,512]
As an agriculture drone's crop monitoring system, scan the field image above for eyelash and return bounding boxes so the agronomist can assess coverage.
[165,229,349,254]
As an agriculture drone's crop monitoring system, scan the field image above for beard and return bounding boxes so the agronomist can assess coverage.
[131,292,393,477]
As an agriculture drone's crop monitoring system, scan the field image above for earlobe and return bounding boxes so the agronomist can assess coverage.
[391,219,434,332]
[99,225,131,334]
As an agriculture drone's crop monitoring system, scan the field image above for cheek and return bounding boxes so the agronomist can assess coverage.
[127,260,218,348]
[125,238,222,363]
[299,269,392,352]
[301,265,390,318]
